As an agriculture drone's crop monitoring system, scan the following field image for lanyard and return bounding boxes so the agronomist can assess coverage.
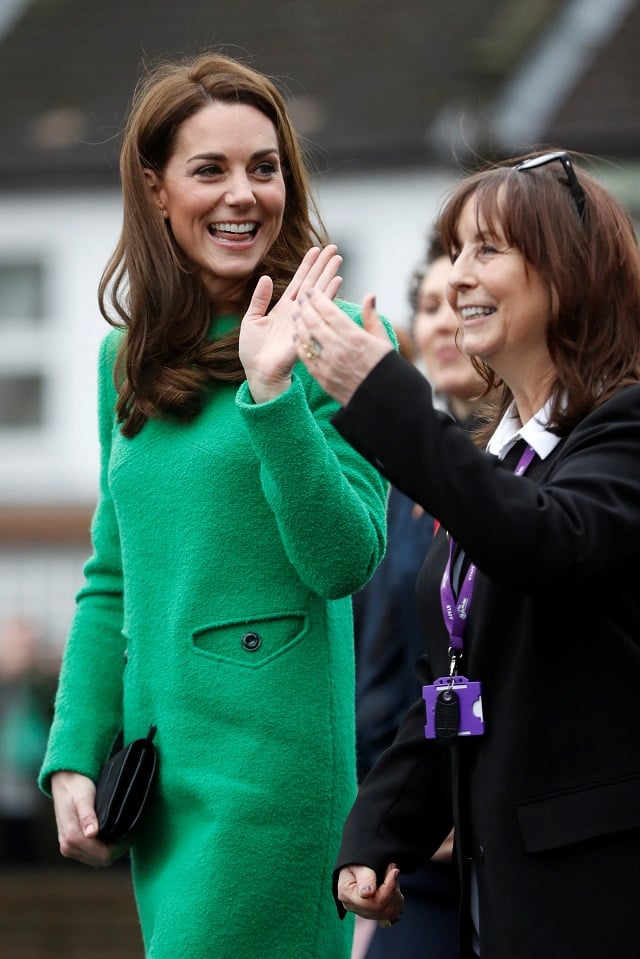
[439,443,536,669]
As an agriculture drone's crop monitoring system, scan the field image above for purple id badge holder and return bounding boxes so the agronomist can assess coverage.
[424,675,484,742]
[423,541,485,744]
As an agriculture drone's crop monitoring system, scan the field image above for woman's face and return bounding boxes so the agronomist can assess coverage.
[412,255,484,402]
[146,101,286,307]
[446,195,552,382]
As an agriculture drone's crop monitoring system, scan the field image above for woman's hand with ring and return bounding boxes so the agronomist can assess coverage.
[293,290,394,406]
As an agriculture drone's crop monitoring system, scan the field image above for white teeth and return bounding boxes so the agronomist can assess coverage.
[211,222,255,234]
[461,306,495,318]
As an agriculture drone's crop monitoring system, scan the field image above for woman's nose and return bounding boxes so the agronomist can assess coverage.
[448,254,470,290]
[435,303,459,331]
[446,254,476,315]
[225,174,256,206]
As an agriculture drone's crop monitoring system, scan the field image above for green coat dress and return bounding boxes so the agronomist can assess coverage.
[39,302,390,959]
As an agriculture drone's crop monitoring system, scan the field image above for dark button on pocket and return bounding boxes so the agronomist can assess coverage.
[241,631,262,652]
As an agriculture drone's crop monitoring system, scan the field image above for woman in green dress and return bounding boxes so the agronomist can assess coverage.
[38,50,392,959]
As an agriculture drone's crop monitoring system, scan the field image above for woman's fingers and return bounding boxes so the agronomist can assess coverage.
[336,864,404,924]
[295,288,346,334]
[304,245,343,295]
[325,275,344,300]
[284,247,321,302]
[243,275,274,325]
[287,245,342,302]
[292,288,393,406]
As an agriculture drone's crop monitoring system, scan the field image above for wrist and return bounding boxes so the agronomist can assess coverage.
[246,372,292,404]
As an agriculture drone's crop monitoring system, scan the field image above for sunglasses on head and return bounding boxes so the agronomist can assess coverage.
[514,151,586,221]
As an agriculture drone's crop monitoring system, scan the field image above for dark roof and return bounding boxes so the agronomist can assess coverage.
[0,0,637,190]
[544,0,640,155]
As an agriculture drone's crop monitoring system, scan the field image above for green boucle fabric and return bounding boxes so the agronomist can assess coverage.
[39,300,390,959]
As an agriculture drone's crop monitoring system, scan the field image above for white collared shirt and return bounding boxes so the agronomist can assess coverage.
[486,399,561,462]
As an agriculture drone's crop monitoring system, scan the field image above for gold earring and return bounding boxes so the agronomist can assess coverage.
[159,209,168,219]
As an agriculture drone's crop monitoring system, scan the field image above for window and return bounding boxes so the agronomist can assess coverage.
[0,373,43,427]
[0,256,47,429]
[0,260,45,323]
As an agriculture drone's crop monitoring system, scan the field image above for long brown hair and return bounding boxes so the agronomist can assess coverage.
[436,150,640,447]
[99,51,329,437]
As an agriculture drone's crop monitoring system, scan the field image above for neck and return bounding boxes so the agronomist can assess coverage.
[497,355,556,426]
[511,379,554,426]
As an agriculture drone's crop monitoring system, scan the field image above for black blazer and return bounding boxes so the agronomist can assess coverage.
[332,351,640,958]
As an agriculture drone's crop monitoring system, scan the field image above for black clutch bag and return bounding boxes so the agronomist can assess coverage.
[95,724,158,843]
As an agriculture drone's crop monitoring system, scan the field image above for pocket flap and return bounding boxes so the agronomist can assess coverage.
[517,774,640,853]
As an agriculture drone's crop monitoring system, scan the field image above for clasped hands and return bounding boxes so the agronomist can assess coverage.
[337,861,405,928]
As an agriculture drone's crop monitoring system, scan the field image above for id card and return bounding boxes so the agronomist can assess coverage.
[423,676,484,740]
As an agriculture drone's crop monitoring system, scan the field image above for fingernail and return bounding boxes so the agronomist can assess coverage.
[360,884,372,894]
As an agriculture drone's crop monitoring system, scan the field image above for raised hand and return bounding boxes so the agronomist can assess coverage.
[293,289,394,407]
[239,245,343,404]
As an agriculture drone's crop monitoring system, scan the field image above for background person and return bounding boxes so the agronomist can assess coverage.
[355,231,488,778]
[292,149,640,957]
[352,231,489,959]
[0,616,53,865]
[38,50,392,959]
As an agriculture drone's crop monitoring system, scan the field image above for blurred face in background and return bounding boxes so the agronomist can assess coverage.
[412,255,485,414]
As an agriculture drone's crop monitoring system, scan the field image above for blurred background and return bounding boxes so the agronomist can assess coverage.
[0,0,638,954]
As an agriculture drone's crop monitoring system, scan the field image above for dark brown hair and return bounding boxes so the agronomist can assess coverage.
[407,231,446,315]
[435,150,640,446]
[99,51,329,437]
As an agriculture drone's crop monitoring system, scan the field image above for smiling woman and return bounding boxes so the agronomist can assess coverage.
[96,49,344,439]
[292,149,640,958]
[143,101,287,305]
[37,50,394,959]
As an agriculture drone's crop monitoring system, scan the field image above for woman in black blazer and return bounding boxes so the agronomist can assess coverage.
[288,150,640,957]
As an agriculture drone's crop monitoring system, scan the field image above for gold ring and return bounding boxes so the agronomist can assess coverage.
[303,340,321,362]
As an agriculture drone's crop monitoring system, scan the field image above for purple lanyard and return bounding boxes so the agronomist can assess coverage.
[439,443,536,660]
